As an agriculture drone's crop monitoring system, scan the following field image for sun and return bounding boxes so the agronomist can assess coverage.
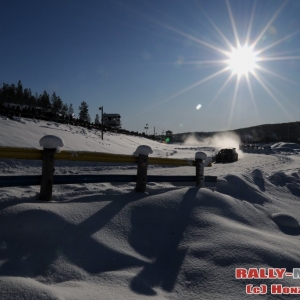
[136,0,300,126]
[228,45,257,76]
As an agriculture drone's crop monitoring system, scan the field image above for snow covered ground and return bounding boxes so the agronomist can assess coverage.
[1,116,300,299]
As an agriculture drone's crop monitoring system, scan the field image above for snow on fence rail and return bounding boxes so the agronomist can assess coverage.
[0,135,216,201]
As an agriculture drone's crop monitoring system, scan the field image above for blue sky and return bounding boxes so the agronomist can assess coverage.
[1,0,300,134]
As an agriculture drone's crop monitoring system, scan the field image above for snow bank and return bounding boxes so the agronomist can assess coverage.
[272,212,300,228]
[271,142,300,155]
[1,117,300,299]
[1,173,300,299]
[272,142,300,150]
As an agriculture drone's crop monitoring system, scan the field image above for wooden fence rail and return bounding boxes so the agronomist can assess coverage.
[0,174,217,188]
[0,135,216,201]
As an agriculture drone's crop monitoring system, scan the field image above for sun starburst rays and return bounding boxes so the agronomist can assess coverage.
[245,0,257,46]
[164,0,300,127]
[245,73,261,125]
[226,0,241,48]
[132,0,300,126]
[256,29,300,55]
[227,75,241,129]
[206,73,235,110]
[255,65,299,86]
[251,72,293,120]
[251,0,288,49]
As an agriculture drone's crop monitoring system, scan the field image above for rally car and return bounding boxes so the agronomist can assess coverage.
[215,148,238,163]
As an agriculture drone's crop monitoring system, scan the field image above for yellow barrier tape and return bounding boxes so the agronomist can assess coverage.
[0,147,42,160]
[56,151,137,164]
[0,146,211,167]
[148,157,194,166]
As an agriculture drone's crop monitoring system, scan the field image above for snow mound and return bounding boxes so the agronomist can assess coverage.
[251,168,264,180]
[0,277,62,300]
[1,185,300,299]
[133,145,153,156]
[195,151,207,160]
[39,135,65,149]
[216,173,270,205]
[269,171,300,196]
[271,143,300,154]
[273,147,297,153]
[250,169,265,191]
[269,171,300,185]
[12,116,26,124]
[272,142,300,150]
[271,213,300,228]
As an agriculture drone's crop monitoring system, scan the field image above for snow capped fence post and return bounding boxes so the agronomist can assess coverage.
[134,145,153,192]
[195,152,207,187]
[39,135,64,201]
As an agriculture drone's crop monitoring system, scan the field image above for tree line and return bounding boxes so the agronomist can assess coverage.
[0,80,93,122]
[0,80,150,139]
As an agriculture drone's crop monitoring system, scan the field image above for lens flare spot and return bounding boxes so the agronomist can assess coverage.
[175,56,185,68]
[196,104,202,110]
[268,26,277,35]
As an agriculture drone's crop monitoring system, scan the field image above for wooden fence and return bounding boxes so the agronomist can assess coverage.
[0,135,216,201]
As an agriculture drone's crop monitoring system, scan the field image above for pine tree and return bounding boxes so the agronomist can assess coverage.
[0,83,10,102]
[78,101,90,122]
[38,90,51,110]
[27,88,36,107]
[95,114,100,125]
[68,103,74,116]
[6,83,16,104]
[16,80,23,105]
[61,103,68,116]
[23,88,31,106]
[51,92,63,114]
[34,92,39,107]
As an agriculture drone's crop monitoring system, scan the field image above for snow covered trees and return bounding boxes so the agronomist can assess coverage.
[38,91,51,110]
[0,81,99,126]
[68,103,74,116]
[0,81,75,118]
[51,92,63,114]
[78,101,91,122]
[95,114,100,125]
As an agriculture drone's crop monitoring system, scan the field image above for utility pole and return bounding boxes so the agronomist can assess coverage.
[99,106,103,140]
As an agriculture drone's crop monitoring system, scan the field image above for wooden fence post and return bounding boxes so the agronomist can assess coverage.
[40,148,56,201]
[39,135,64,201]
[134,145,153,192]
[136,154,148,192]
[195,152,207,187]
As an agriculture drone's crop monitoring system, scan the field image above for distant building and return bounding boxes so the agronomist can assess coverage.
[103,113,121,128]
[165,130,173,137]
[165,130,173,143]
